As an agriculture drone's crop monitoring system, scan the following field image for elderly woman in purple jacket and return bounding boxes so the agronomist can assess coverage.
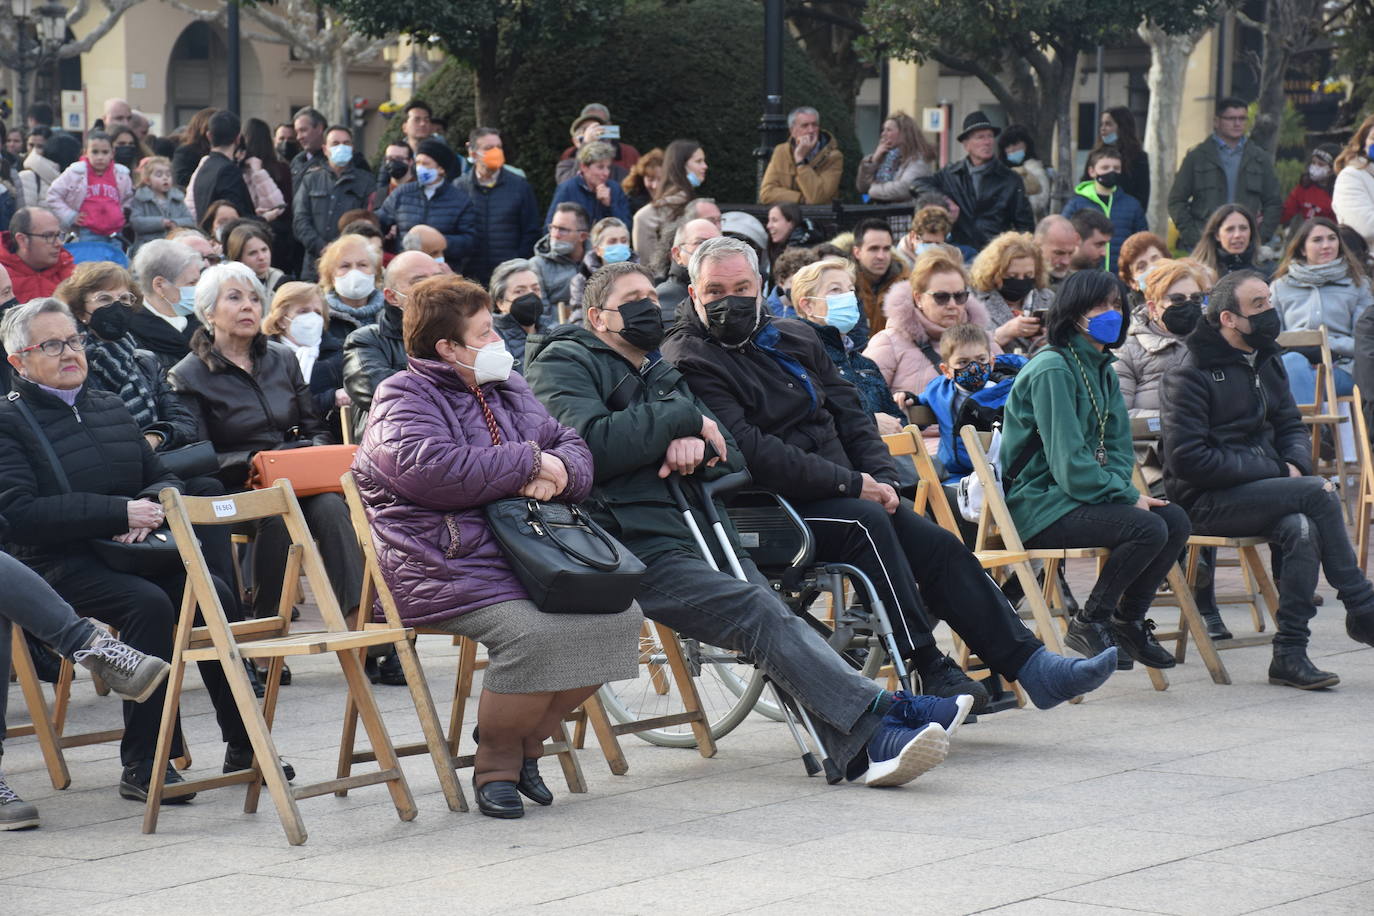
[353,275,640,819]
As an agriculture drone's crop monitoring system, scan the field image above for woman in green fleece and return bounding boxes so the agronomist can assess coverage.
[1001,270,1190,670]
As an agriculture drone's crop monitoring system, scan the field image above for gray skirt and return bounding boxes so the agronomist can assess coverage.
[430,599,643,693]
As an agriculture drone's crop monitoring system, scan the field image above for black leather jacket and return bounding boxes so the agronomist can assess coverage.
[342,303,406,442]
[168,329,329,488]
[913,158,1034,250]
[1160,318,1311,510]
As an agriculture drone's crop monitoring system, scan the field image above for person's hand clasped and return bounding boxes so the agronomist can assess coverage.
[860,472,899,514]
[874,413,903,436]
[1135,494,1169,510]
[334,388,352,407]
[658,436,706,477]
[126,498,163,531]
[113,527,154,544]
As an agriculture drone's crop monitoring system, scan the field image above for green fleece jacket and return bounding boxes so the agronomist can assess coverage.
[1000,333,1138,541]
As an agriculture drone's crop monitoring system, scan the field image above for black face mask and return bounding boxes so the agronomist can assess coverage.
[276,140,301,161]
[1160,302,1201,336]
[87,305,131,341]
[998,276,1036,303]
[615,297,665,351]
[1238,308,1281,348]
[114,145,139,169]
[385,158,410,181]
[0,297,18,314]
[508,292,544,327]
[1095,171,1120,190]
[703,294,761,347]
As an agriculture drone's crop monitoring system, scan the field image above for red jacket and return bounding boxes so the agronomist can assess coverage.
[1281,182,1335,227]
[0,233,75,302]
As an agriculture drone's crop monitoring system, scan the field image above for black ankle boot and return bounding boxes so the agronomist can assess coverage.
[1108,617,1176,669]
[1200,607,1232,641]
[1347,611,1374,648]
[1065,614,1133,670]
[1268,652,1340,689]
[517,758,553,806]
[474,778,524,818]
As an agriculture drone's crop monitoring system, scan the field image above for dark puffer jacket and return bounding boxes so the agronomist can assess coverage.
[806,320,902,423]
[342,303,406,441]
[376,179,479,265]
[1160,317,1311,511]
[662,304,900,503]
[0,377,179,574]
[352,356,594,625]
[167,330,330,487]
[494,311,551,375]
[455,168,542,286]
[292,165,375,275]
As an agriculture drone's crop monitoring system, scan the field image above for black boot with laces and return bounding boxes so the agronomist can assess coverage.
[1108,616,1176,669]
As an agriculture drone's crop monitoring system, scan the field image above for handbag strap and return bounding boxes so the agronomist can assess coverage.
[525,500,622,572]
[7,392,73,493]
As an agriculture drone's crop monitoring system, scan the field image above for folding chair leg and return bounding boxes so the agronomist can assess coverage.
[1013,561,1065,655]
[580,693,629,776]
[334,651,365,793]
[1166,563,1231,686]
[393,633,468,812]
[550,719,588,794]
[652,622,718,759]
[10,625,71,790]
[1240,546,1282,630]
[337,647,418,823]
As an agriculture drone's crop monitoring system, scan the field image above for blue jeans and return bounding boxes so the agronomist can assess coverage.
[1027,501,1192,622]
[1281,351,1353,405]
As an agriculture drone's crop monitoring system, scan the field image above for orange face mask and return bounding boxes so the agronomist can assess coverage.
[481,147,505,171]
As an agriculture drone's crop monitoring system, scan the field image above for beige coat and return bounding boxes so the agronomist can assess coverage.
[1114,313,1188,490]
[631,189,689,269]
[759,131,844,205]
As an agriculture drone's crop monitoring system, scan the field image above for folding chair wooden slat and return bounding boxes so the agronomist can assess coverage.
[1277,327,1354,521]
[1348,386,1374,572]
[144,481,420,845]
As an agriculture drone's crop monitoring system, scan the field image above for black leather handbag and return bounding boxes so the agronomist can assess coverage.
[485,498,644,614]
[10,393,183,576]
[156,441,219,479]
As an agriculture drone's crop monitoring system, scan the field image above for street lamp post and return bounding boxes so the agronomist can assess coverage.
[11,0,67,125]
[756,0,786,191]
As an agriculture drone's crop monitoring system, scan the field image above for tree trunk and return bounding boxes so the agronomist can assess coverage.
[1050,50,1080,213]
[313,48,350,125]
[473,33,507,129]
[1249,0,1288,159]
[1139,23,1201,235]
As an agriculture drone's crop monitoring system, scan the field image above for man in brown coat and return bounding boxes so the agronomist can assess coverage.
[759,106,844,205]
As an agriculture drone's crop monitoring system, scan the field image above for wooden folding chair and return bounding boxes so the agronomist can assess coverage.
[146,481,419,846]
[959,425,1178,691]
[339,403,356,446]
[1277,327,1354,520]
[335,473,628,799]
[8,626,123,790]
[1349,386,1374,572]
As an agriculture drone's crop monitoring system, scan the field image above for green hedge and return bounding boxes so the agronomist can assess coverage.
[393,0,861,209]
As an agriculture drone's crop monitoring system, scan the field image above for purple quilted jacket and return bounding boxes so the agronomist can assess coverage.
[352,356,594,625]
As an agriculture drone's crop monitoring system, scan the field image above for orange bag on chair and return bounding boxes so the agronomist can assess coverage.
[248,445,358,497]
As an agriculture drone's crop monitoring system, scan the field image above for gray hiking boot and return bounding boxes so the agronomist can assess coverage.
[0,772,39,830]
[73,632,170,704]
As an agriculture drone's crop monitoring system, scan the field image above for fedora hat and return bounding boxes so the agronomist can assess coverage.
[957,111,1001,142]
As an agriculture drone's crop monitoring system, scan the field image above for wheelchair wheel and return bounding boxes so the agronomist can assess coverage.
[597,625,777,747]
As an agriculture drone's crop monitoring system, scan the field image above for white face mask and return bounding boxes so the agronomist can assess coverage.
[455,340,514,385]
[334,269,376,300]
[288,311,324,347]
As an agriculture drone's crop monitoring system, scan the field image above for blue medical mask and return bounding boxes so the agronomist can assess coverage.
[602,242,631,264]
[174,285,197,316]
[1005,149,1026,165]
[687,170,704,188]
[327,143,353,167]
[416,165,440,186]
[953,360,992,392]
[1102,131,1119,145]
[1081,310,1123,346]
[822,291,860,334]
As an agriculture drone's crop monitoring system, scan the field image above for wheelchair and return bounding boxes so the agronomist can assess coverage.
[596,472,914,758]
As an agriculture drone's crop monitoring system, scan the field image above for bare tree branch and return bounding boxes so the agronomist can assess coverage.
[56,0,146,58]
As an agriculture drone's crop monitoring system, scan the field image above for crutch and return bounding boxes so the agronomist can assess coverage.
[666,472,832,780]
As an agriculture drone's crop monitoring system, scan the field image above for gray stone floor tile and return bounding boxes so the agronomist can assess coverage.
[1246,879,1374,914]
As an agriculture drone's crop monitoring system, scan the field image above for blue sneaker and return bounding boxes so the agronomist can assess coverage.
[887,690,975,737]
[864,721,948,787]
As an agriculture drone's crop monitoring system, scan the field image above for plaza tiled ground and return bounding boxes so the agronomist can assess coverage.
[4,571,1374,915]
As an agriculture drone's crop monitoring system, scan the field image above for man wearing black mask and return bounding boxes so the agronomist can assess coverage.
[660,237,1119,712]
[1161,270,1374,689]
[372,141,414,213]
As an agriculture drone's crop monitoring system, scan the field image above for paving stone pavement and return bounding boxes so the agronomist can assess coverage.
[3,569,1373,915]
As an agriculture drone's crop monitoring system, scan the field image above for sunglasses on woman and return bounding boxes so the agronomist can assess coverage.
[925,289,971,306]
[1166,293,1207,308]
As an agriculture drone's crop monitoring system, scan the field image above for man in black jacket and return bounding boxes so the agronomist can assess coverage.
[292,125,374,280]
[455,128,541,286]
[912,112,1034,251]
[661,238,1118,711]
[190,110,255,226]
[342,250,446,441]
[1161,270,1374,688]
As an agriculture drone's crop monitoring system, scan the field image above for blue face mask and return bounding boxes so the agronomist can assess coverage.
[415,165,440,186]
[174,285,197,317]
[822,291,860,334]
[327,143,353,167]
[602,242,631,264]
[953,360,992,392]
[1102,131,1119,146]
[686,170,704,188]
[1082,309,1123,346]
[1005,149,1026,165]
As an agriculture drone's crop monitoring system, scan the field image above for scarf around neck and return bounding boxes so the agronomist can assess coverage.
[326,288,385,324]
[85,333,159,427]
[1285,258,1350,288]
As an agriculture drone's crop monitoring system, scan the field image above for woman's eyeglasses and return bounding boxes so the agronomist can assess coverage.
[1166,293,1208,308]
[924,289,971,306]
[91,293,137,308]
[18,334,88,357]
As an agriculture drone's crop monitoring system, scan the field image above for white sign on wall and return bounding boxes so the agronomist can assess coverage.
[922,107,945,133]
[61,90,86,131]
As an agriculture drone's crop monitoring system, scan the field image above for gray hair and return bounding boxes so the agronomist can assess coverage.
[194,261,266,326]
[787,107,819,129]
[589,217,627,249]
[577,140,615,166]
[489,258,537,304]
[1,298,75,356]
[400,227,426,251]
[688,236,759,287]
[132,239,201,296]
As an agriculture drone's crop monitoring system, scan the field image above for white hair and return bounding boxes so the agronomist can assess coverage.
[489,258,537,303]
[787,107,819,129]
[194,261,267,326]
[1,298,75,356]
[687,236,760,287]
[131,239,201,296]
